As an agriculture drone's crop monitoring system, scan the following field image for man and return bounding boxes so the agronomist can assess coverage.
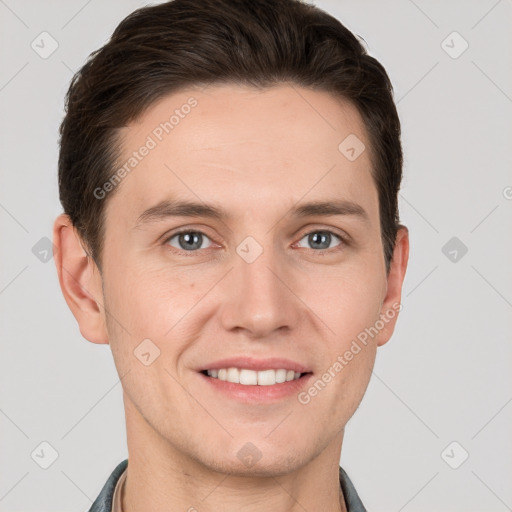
[53,0,409,510]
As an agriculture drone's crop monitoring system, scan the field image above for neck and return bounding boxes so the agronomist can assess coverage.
[121,398,348,512]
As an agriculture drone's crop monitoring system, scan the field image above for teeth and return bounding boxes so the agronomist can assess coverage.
[275,369,287,383]
[240,368,258,385]
[227,367,239,382]
[257,369,274,386]
[206,368,303,386]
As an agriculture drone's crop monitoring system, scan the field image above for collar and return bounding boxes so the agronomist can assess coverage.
[87,459,367,512]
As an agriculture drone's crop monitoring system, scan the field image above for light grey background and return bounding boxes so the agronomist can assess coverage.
[1,1,511,511]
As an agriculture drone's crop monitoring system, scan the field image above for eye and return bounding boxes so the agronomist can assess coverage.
[163,228,347,255]
[165,230,213,252]
[296,230,344,251]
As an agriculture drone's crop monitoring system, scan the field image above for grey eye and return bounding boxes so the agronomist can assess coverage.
[297,231,342,250]
[167,231,212,251]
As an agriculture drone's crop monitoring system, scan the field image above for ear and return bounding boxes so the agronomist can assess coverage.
[376,225,410,347]
[53,213,109,344]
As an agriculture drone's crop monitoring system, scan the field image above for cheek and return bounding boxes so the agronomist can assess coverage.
[104,256,190,334]
[102,259,213,382]
[302,264,382,407]
[304,263,384,343]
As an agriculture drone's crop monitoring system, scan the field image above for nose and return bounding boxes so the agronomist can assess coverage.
[219,242,301,339]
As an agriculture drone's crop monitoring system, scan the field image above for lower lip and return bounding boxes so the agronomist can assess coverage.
[198,372,313,403]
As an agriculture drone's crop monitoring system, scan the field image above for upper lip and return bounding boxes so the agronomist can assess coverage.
[198,357,311,373]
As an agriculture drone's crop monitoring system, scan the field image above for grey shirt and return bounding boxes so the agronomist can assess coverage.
[87,458,367,512]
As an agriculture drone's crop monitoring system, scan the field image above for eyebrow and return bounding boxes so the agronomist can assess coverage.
[135,198,370,227]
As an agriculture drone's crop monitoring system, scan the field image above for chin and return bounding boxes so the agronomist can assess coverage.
[191,441,312,478]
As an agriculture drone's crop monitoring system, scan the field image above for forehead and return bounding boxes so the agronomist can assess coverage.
[105,83,378,225]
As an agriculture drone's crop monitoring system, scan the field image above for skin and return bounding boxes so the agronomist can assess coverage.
[53,83,409,512]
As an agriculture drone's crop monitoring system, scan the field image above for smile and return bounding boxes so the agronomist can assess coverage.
[203,368,306,385]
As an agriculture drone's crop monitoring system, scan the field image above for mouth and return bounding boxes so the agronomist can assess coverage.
[196,357,313,402]
[200,368,312,386]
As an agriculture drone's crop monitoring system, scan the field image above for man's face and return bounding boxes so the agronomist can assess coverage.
[94,84,404,475]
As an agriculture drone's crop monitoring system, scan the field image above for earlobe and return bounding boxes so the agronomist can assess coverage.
[52,213,109,344]
[376,225,410,347]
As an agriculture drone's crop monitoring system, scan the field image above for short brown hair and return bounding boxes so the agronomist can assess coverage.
[58,0,403,273]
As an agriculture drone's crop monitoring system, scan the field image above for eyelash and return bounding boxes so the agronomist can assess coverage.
[162,228,348,256]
